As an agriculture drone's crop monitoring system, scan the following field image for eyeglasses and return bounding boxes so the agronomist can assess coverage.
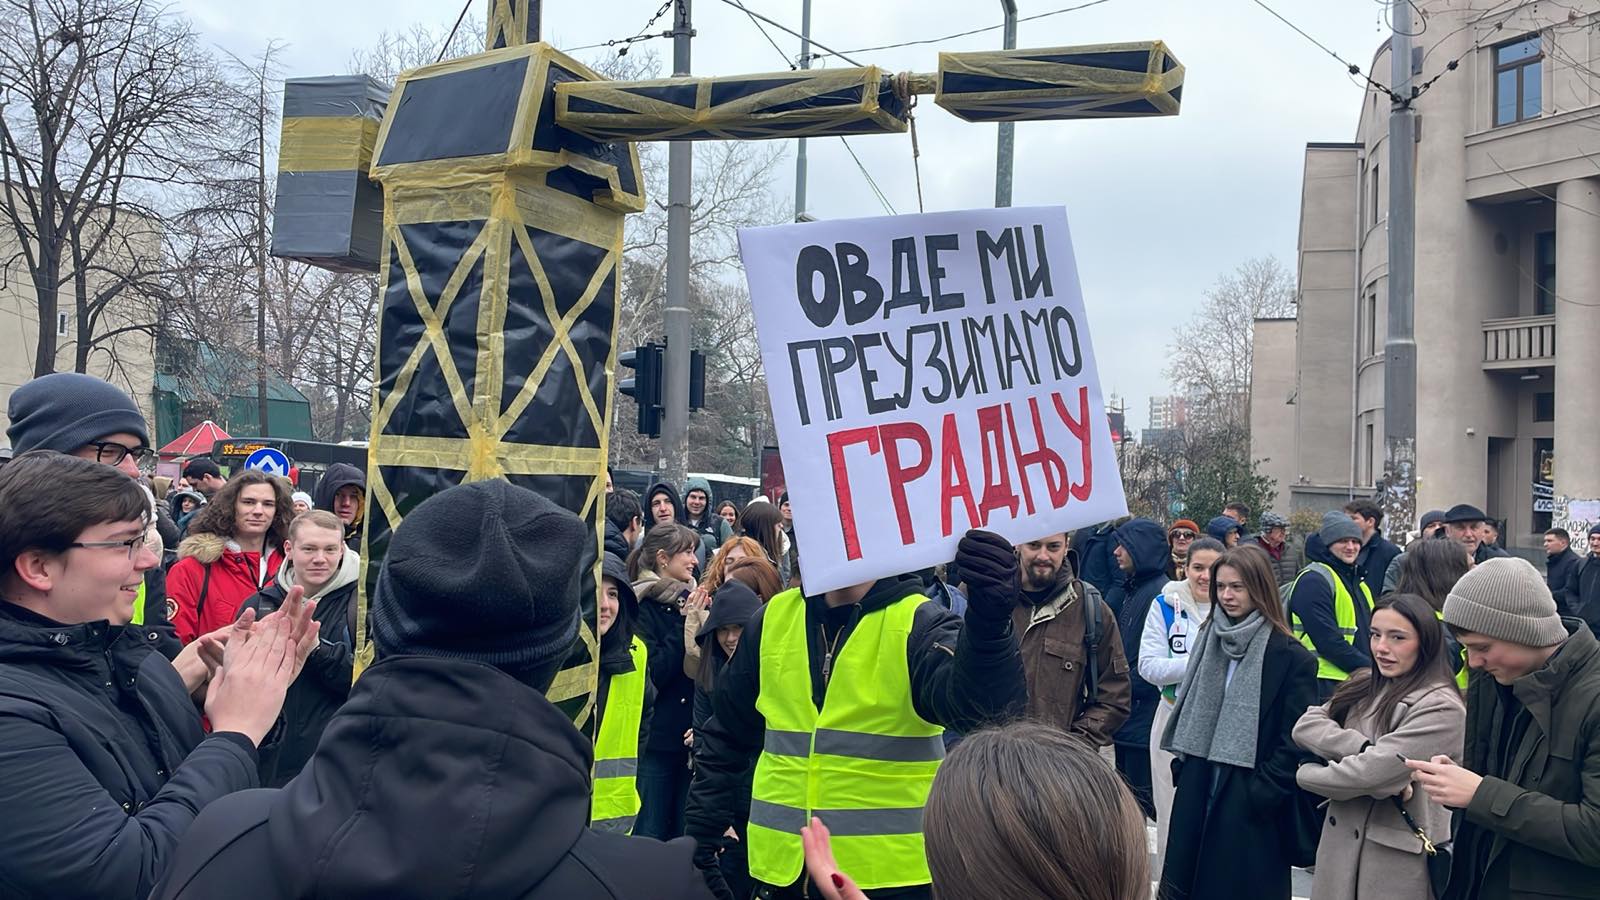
[1170,531,1197,540]
[88,441,157,472]
[69,532,149,560]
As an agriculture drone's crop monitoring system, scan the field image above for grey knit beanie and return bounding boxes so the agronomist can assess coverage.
[1443,557,1568,647]
[1318,510,1362,546]
[7,373,149,454]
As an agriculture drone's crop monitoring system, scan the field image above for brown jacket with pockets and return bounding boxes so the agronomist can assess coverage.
[1010,569,1132,747]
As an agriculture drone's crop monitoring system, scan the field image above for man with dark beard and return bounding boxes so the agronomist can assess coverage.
[1012,532,1131,747]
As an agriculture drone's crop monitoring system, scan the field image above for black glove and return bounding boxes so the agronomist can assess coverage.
[692,838,735,900]
[955,529,1020,618]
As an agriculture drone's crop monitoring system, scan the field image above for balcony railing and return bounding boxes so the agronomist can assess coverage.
[1482,314,1555,370]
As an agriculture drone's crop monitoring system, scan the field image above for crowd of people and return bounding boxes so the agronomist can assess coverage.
[0,371,1596,900]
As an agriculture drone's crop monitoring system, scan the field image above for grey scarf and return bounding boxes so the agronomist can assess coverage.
[1161,609,1272,769]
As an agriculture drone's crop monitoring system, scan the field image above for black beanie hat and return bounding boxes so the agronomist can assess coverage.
[369,479,587,682]
[7,373,149,454]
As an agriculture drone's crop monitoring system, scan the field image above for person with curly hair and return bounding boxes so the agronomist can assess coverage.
[167,470,292,644]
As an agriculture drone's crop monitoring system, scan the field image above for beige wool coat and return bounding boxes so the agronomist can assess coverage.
[1294,683,1467,900]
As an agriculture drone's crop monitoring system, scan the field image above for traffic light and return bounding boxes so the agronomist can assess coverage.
[689,349,706,410]
[619,342,663,438]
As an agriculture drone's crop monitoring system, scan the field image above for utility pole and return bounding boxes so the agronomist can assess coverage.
[255,63,271,437]
[661,0,694,484]
[794,0,811,221]
[1382,0,1418,537]
[995,0,1018,207]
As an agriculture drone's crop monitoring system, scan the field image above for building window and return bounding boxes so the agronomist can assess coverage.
[1365,291,1380,358]
[1494,35,1542,126]
[1365,423,1377,485]
[1370,163,1380,227]
[1534,391,1555,422]
[1535,230,1556,315]
[56,313,68,337]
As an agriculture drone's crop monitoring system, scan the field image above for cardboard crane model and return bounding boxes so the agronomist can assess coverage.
[270,0,1183,725]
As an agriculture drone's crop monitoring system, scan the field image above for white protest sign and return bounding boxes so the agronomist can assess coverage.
[740,206,1127,595]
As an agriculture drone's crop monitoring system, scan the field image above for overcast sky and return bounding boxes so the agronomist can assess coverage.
[177,0,1388,434]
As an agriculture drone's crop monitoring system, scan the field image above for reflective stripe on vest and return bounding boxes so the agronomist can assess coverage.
[592,637,648,835]
[748,588,944,891]
[1289,563,1373,682]
[131,581,147,627]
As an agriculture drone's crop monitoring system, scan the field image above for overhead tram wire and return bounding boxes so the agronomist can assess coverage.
[563,0,677,55]
[1248,0,1405,105]
[719,1,898,215]
[715,0,865,67]
[805,0,1119,62]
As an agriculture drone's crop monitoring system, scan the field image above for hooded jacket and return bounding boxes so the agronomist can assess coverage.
[1104,518,1173,748]
[1288,534,1373,681]
[684,574,1027,898]
[646,481,705,573]
[682,477,733,557]
[150,656,713,900]
[690,581,763,732]
[0,601,259,899]
[313,463,366,552]
[1446,621,1600,900]
[1205,515,1245,545]
[599,553,654,751]
[166,533,285,645]
[237,550,362,787]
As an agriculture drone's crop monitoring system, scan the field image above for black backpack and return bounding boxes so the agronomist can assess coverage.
[1081,585,1103,706]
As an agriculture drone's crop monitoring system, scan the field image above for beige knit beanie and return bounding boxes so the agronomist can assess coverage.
[1443,557,1568,647]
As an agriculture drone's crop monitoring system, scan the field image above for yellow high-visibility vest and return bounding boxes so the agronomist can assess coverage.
[1434,609,1471,689]
[1290,563,1374,681]
[592,637,648,835]
[747,588,944,891]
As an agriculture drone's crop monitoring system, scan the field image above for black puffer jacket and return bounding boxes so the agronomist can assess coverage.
[151,656,712,900]
[0,601,259,899]
[684,575,1027,898]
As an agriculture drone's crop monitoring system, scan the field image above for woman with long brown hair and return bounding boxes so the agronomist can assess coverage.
[1395,538,1473,685]
[167,470,293,644]
[800,720,1149,900]
[1158,545,1319,900]
[625,522,702,841]
[1294,593,1464,900]
[1396,539,1473,613]
[739,501,790,588]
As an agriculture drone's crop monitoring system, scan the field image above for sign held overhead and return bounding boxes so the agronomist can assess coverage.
[741,206,1128,595]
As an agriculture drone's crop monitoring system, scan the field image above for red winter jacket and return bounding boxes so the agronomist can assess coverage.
[167,533,284,645]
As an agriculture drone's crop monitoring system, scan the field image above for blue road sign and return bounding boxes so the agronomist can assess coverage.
[244,447,291,477]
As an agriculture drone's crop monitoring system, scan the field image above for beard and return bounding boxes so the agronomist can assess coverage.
[1022,564,1058,590]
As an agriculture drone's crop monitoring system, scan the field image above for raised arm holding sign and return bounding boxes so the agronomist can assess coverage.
[740,206,1128,594]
